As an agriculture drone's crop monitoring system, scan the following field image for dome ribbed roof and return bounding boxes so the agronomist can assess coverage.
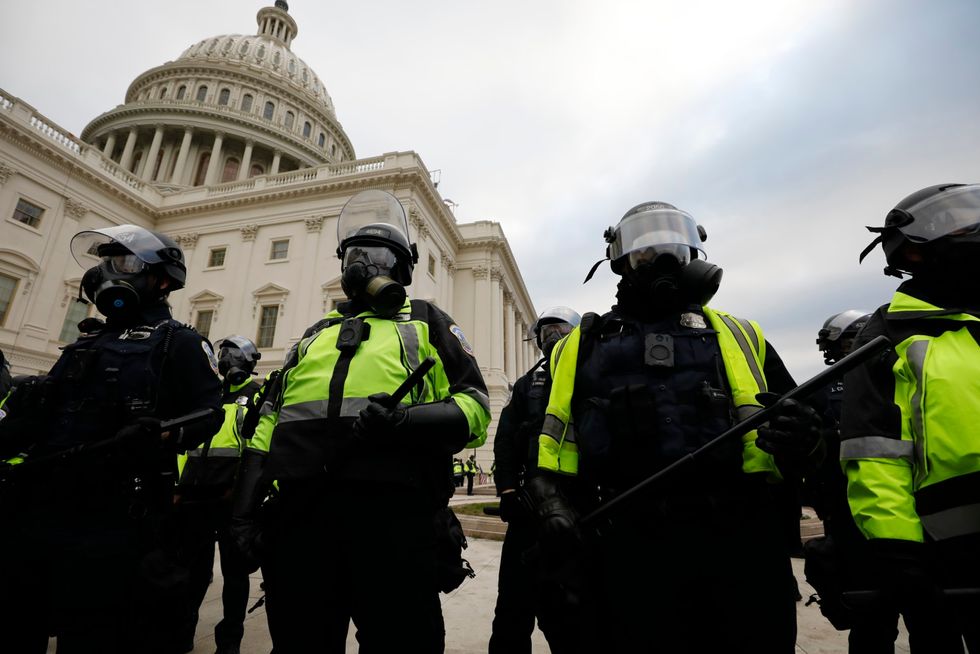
[176,33,336,119]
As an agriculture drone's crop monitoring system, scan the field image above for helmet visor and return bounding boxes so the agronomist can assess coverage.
[539,322,574,344]
[342,245,399,275]
[627,243,692,269]
[901,184,980,242]
[337,190,411,243]
[609,208,704,263]
[820,309,868,342]
[106,254,147,275]
[70,225,171,269]
[215,336,259,362]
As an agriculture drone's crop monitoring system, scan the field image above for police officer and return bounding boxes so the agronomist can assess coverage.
[231,190,491,652]
[843,183,980,652]
[453,456,465,487]
[175,336,262,654]
[0,224,223,653]
[489,306,580,654]
[530,202,822,652]
[465,453,478,495]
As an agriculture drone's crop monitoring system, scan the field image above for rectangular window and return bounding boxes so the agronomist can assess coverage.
[12,199,44,228]
[0,274,17,326]
[428,253,436,277]
[269,239,289,260]
[194,309,214,339]
[208,247,226,268]
[59,299,90,342]
[257,305,278,348]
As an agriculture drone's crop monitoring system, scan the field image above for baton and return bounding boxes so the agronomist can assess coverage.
[578,334,891,528]
[379,356,436,408]
[4,407,220,475]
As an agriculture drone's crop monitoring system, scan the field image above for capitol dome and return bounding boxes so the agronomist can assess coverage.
[80,1,354,189]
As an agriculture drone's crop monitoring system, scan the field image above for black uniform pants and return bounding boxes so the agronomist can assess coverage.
[266,479,445,653]
[176,499,250,649]
[592,487,797,653]
[466,473,474,495]
[489,516,577,654]
[0,499,186,654]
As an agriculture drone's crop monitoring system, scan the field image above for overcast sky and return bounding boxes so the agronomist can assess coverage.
[2,0,979,380]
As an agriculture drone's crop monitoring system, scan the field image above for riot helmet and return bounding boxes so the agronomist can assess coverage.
[527,306,581,356]
[587,201,722,306]
[860,183,980,279]
[71,225,186,320]
[336,190,418,316]
[816,310,870,365]
[214,335,261,385]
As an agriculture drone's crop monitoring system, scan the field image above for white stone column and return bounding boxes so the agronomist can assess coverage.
[503,292,516,380]
[238,140,254,181]
[118,127,138,171]
[490,268,505,372]
[203,131,225,185]
[102,132,117,158]
[270,150,282,175]
[471,266,492,365]
[141,125,165,181]
[172,127,194,183]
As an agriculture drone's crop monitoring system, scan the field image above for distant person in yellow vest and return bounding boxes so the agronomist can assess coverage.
[453,457,465,488]
[175,335,262,654]
[465,453,478,495]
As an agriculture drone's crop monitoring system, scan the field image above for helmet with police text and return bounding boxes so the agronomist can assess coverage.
[528,306,581,354]
[860,183,980,278]
[817,310,870,365]
[214,335,261,384]
[70,224,186,318]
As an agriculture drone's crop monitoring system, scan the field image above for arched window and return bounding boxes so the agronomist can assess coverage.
[196,85,208,102]
[318,133,326,148]
[241,93,253,112]
[263,101,275,120]
[303,121,312,138]
[330,144,337,157]
[158,87,168,99]
[218,88,230,106]
[222,157,240,183]
[194,152,211,186]
[176,85,186,100]
[249,163,265,178]
[284,111,295,129]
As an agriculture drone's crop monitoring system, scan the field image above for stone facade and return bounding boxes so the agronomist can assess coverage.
[0,3,537,465]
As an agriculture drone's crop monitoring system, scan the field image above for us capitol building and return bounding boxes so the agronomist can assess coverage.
[0,1,538,458]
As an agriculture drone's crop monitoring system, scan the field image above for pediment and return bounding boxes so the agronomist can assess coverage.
[252,282,290,299]
[188,289,224,304]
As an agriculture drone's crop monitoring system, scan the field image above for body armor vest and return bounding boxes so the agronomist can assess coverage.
[571,311,742,491]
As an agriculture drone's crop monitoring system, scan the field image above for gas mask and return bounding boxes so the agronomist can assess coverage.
[340,245,406,317]
[538,322,573,357]
[625,247,723,307]
[80,253,160,320]
[218,347,253,386]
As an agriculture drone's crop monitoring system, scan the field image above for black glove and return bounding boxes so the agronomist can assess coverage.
[112,416,164,460]
[499,490,527,524]
[230,449,270,573]
[755,394,825,472]
[523,474,582,554]
[352,392,407,442]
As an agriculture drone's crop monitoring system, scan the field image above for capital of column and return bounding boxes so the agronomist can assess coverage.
[0,162,15,186]
[305,215,326,233]
[63,197,89,219]
[175,232,200,249]
[240,224,258,241]
[490,267,503,282]
[502,289,514,306]
[472,265,489,280]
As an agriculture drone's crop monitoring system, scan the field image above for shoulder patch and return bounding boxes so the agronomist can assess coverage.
[449,324,475,357]
[202,341,220,376]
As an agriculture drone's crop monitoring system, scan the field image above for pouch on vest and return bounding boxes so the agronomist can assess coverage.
[433,506,475,593]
